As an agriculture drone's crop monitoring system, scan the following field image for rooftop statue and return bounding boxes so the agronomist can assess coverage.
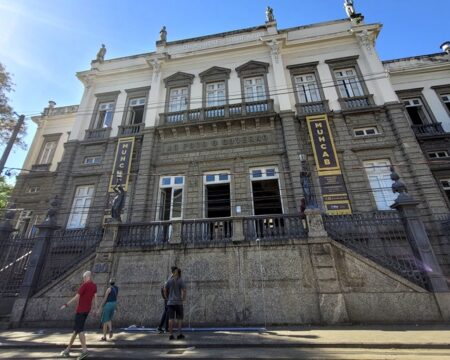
[160,26,167,42]
[96,44,106,63]
[265,6,275,22]
[344,0,364,24]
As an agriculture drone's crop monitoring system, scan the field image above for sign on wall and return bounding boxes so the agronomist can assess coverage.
[109,137,135,192]
[306,114,352,215]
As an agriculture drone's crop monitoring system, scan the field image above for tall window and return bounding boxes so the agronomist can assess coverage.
[159,176,184,220]
[403,98,430,125]
[67,185,94,229]
[96,102,114,128]
[250,167,283,215]
[334,68,364,98]
[440,179,450,202]
[244,77,266,102]
[441,94,450,112]
[169,87,188,112]
[127,97,146,124]
[363,160,397,210]
[294,73,321,103]
[39,141,56,164]
[204,172,231,218]
[206,82,226,107]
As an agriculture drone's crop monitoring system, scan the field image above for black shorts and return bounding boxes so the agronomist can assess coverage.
[167,305,184,320]
[73,312,89,333]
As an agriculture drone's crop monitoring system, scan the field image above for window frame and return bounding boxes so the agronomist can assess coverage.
[199,66,231,108]
[90,91,120,130]
[35,133,61,166]
[249,165,284,215]
[428,151,449,159]
[158,175,185,220]
[163,72,195,114]
[122,86,150,126]
[396,89,437,126]
[363,159,397,211]
[431,84,450,117]
[83,155,102,165]
[67,184,95,229]
[236,61,270,103]
[353,126,379,137]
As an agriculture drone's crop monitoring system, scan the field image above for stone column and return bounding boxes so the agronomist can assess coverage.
[279,111,304,212]
[170,221,182,244]
[232,217,244,243]
[305,208,328,238]
[392,197,449,292]
[10,224,59,327]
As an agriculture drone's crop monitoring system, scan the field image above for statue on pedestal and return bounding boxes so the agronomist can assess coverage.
[43,195,60,226]
[344,0,364,24]
[160,26,167,42]
[95,44,106,63]
[265,6,275,22]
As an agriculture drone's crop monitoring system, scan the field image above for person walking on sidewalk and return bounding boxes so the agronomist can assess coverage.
[164,267,187,340]
[59,271,98,359]
[157,266,177,334]
[99,279,119,341]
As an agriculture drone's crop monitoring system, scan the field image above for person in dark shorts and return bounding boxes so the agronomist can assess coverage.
[164,267,187,340]
[99,279,118,341]
[157,266,177,334]
[60,271,98,359]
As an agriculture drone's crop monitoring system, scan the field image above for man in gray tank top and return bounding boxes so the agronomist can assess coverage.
[164,267,187,340]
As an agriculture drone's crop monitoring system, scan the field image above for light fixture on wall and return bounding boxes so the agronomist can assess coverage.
[441,41,450,55]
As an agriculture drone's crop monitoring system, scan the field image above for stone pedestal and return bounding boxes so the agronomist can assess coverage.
[232,217,244,243]
[392,197,449,292]
[305,208,328,238]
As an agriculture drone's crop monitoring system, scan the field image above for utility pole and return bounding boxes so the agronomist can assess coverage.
[0,114,25,175]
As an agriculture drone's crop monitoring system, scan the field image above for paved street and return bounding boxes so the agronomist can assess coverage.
[1,325,450,359]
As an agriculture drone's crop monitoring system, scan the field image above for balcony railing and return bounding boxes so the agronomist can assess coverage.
[243,214,307,242]
[31,163,50,172]
[411,122,445,137]
[117,222,172,247]
[182,218,233,244]
[160,99,274,124]
[296,101,328,116]
[339,95,373,110]
[84,127,111,141]
[119,123,144,136]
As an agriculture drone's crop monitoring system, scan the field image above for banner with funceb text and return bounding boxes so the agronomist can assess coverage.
[108,137,135,192]
[306,114,352,215]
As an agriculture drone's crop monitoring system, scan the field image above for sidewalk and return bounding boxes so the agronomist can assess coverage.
[1,325,450,350]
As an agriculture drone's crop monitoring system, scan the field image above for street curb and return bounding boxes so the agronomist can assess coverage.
[1,342,450,350]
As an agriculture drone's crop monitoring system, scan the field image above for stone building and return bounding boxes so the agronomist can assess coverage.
[3,5,450,327]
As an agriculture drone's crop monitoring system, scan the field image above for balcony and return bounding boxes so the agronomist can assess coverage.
[118,123,144,136]
[411,122,446,138]
[339,95,374,110]
[159,99,274,125]
[84,127,111,141]
[31,163,50,172]
[295,100,329,116]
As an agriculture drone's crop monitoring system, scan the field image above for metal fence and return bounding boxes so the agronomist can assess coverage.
[323,211,429,289]
[243,214,307,242]
[0,233,35,296]
[182,218,233,244]
[117,222,171,247]
[35,228,103,291]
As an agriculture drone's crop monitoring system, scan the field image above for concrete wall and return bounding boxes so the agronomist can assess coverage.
[18,237,446,328]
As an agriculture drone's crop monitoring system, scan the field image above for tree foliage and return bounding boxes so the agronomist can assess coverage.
[0,176,13,210]
[0,63,27,150]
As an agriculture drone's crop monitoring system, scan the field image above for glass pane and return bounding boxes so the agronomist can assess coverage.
[219,174,229,181]
[174,176,184,185]
[252,170,262,178]
[172,189,183,218]
[266,168,276,177]
[206,174,215,182]
[162,177,171,186]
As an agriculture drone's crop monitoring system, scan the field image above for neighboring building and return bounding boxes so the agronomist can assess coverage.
[4,6,450,327]
[384,53,450,206]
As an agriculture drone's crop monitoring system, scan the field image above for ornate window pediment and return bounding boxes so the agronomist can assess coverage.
[163,72,195,87]
[235,61,269,77]
[199,66,231,82]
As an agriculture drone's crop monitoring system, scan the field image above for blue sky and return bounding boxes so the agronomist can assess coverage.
[1,0,449,184]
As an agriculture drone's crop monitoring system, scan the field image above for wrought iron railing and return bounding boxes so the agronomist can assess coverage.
[119,123,143,136]
[35,228,103,291]
[411,122,445,137]
[296,100,328,116]
[182,218,233,244]
[117,222,172,247]
[243,214,307,242]
[339,95,373,110]
[160,99,274,124]
[0,233,35,296]
[84,127,111,140]
[323,211,429,289]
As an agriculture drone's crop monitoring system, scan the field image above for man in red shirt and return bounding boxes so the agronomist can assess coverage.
[60,271,97,359]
